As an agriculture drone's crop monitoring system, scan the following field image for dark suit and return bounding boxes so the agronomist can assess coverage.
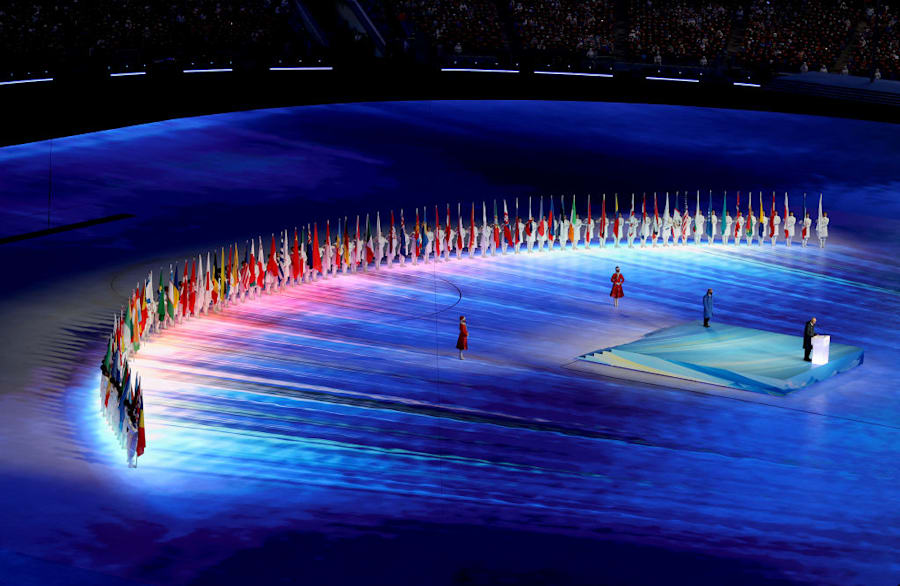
[803,320,816,360]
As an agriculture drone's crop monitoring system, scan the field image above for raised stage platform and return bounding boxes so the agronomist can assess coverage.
[576,323,864,395]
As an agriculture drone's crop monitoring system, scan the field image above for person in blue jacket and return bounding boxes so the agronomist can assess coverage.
[703,289,714,327]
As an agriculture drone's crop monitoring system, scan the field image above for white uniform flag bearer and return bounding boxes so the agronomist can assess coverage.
[816,193,828,247]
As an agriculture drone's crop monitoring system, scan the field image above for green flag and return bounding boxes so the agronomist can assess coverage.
[720,192,727,235]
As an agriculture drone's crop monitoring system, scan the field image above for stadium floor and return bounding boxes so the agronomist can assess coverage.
[0,101,898,585]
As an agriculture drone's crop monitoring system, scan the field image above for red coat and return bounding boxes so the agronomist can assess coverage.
[610,272,625,298]
[456,322,468,350]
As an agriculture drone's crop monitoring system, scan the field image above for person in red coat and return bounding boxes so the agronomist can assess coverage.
[456,315,468,360]
[610,266,625,307]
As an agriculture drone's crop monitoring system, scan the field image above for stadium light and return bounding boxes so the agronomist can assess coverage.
[110,71,146,77]
[733,81,762,88]
[0,77,53,86]
[440,68,518,74]
[646,76,700,83]
[269,66,333,71]
[535,71,613,78]
[183,68,233,74]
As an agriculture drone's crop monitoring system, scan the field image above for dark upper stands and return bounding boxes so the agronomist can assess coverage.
[0,0,897,79]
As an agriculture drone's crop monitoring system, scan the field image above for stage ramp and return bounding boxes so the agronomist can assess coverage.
[576,323,864,396]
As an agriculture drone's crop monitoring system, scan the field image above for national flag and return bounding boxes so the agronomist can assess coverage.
[655,192,661,237]
[433,206,441,257]
[802,194,808,239]
[399,210,406,257]
[735,192,741,237]
[456,204,464,250]
[136,392,146,457]
[538,196,545,237]
[414,209,421,257]
[747,195,754,238]
[502,200,514,246]
[603,193,609,235]
[769,192,776,237]
[613,193,620,237]
[721,192,727,235]
[364,215,374,263]
[312,223,323,273]
[468,202,476,250]
[586,194,593,244]
[291,229,301,280]
[548,197,555,242]
[784,192,790,239]
[445,204,452,249]
[568,194,576,243]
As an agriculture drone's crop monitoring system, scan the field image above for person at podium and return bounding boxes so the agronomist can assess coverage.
[803,317,817,361]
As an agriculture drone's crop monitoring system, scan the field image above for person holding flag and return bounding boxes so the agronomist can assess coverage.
[443,204,453,262]
[694,202,704,246]
[598,194,609,248]
[661,193,672,247]
[770,208,781,247]
[681,201,691,245]
[536,202,547,252]
[651,193,660,247]
[785,211,797,247]
[567,195,579,250]
[480,202,492,256]
[734,209,744,245]
[626,194,638,248]
[783,193,795,247]
[412,209,421,265]
[746,197,756,246]
[815,194,829,248]
[612,194,622,247]
[721,193,732,245]
[758,193,768,245]
[547,197,556,252]
[672,199,683,245]
[802,211,812,247]
[584,195,595,250]
[468,202,478,257]
[640,195,651,247]
[456,204,465,260]
[387,211,397,268]
[399,209,409,266]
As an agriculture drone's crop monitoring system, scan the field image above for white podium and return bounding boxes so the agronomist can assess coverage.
[811,335,830,365]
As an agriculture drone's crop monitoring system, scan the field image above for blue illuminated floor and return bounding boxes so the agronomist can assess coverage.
[0,101,898,585]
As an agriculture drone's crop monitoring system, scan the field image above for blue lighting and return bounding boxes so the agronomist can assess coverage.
[440,68,519,74]
[110,71,146,77]
[269,66,333,71]
[0,77,53,86]
[534,71,614,78]
[734,81,762,88]
[646,76,700,83]
[183,68,233,74]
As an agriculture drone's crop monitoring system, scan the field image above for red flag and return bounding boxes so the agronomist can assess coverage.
[445,204,452,248]
[434,206,441,257]
[601,194,607,235]
[769,193,776,237]
[389,210,395,254]
[189,260,197,312]
[292,229,301,279]
[312,223,322,273]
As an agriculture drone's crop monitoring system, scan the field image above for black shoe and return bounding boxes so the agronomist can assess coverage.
[803,357,812,362]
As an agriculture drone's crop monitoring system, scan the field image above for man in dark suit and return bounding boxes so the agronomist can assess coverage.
[803,317,817,361]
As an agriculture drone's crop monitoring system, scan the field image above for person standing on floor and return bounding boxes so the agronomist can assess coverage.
[816,212,829,248]
[801,212,812,247]
[457,316,468,360]
[610,266,625,308]
[703,289,713,327]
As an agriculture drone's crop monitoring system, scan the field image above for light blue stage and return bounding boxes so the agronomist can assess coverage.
[579,323,864,395]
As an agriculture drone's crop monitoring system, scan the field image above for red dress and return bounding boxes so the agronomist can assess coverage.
[456,322,469,350]
[610,272,625,298]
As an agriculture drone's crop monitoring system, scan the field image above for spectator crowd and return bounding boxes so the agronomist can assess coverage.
[1,0,898,79]
[627,0,733,65]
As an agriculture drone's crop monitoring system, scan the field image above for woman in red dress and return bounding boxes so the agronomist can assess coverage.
[456,315,468,360]
[610,266,624,307]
